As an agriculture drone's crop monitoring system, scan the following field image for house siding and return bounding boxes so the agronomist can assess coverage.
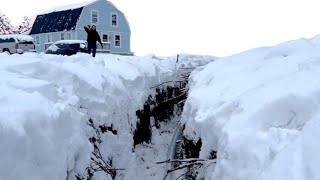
[76,0,131,54]
[30,0,131,55]
[32,31,76,52]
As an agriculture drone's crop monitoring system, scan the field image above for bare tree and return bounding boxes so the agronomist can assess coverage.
[15,16,31,34]
[0,11,13,34]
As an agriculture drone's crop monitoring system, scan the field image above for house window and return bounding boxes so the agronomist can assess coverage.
[114,34,121,47]
[102,34,109,42]
[111,13,118,27]
[61,33,65,40]
[47,34,52,42]
[35,35,40,45]
[91,10,99,24]
[66,32,71,40]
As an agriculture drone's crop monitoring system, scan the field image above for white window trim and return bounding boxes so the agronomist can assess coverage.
[35,35,40,45]
[46,33,52,43]
[91,10,99,25]
[110,13,118,27]
[114,34,121,48]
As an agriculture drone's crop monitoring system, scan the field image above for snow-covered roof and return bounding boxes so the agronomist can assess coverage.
[53,40,86,44]
[0,34,34,42]
[40,0,98,15]
[30,8,83,35]
[30,0,129,35]
[39,0,124,16]
[31,1,100,35]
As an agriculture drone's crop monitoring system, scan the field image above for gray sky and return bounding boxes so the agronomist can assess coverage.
[2,0,320,56]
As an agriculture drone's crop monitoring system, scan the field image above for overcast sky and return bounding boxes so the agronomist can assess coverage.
[2,0,320,56]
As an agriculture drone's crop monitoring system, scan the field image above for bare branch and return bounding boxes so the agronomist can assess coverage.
[158,93,187,104]
[150,80,186,89]
[162,162,203,180]
[156,158,207,164]
[177,99,186,105]
[158,158,216,180]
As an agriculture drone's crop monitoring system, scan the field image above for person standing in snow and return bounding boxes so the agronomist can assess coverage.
[84,25,103,58]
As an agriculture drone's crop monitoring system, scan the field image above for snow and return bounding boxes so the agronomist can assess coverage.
[53,40,87,44]
[40,0,97,14]
[0,34,34,42]
[0,52,214,180]
[39,0,123,15]
[3,33,320,180]
[182,35,320,180]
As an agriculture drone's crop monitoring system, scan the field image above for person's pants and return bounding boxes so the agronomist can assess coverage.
[88,43,97,57]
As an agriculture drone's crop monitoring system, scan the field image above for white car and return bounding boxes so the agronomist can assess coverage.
[0,34,36,54]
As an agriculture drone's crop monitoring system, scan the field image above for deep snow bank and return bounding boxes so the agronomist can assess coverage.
[182,36,320,180]
[0,52,214,179]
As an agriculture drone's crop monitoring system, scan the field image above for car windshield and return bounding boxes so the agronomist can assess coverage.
[0,38,15,43]
[55,43,70,49]
[18,41,34,44]
[69,44,80,49]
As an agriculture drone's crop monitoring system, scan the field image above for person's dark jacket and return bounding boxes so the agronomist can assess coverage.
[84,26,102,45]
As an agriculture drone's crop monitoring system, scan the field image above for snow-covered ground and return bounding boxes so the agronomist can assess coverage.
[183,35,320,180]
[3,34,320,180]
[0,52,214,180]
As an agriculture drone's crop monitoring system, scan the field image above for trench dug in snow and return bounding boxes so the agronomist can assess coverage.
[133,83,187,146]
[5,36,320,180]
[130,62,219,180]
[79,66,212,180]
[132,73,207,179]
[0,53,220,180]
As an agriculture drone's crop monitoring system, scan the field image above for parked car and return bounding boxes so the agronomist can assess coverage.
[0,34,36,54]
[45,40,88,56]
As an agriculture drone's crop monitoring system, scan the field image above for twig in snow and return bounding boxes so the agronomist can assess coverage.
[157,158,216,180]
[150,80,186,89]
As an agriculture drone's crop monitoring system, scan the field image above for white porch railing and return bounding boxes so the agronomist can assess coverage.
[97,42,111,53]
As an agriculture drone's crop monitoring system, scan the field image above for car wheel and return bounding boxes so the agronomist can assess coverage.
[3,49,11,55]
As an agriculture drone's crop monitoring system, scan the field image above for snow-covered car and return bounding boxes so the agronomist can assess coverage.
[0,34,36,54]
[45,40,88,56]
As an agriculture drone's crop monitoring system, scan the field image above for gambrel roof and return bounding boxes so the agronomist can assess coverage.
[29,0,129,35]
[30,8,83,35]
[40,0,97,15]
[30,0,98,35]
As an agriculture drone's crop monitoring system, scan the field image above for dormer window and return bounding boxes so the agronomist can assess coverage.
[111,13,118,27]
[91,10,99,24]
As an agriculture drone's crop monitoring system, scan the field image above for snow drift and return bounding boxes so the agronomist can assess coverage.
[183,36,320,180]
[0,52,214,180]
[2,34,320,180]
